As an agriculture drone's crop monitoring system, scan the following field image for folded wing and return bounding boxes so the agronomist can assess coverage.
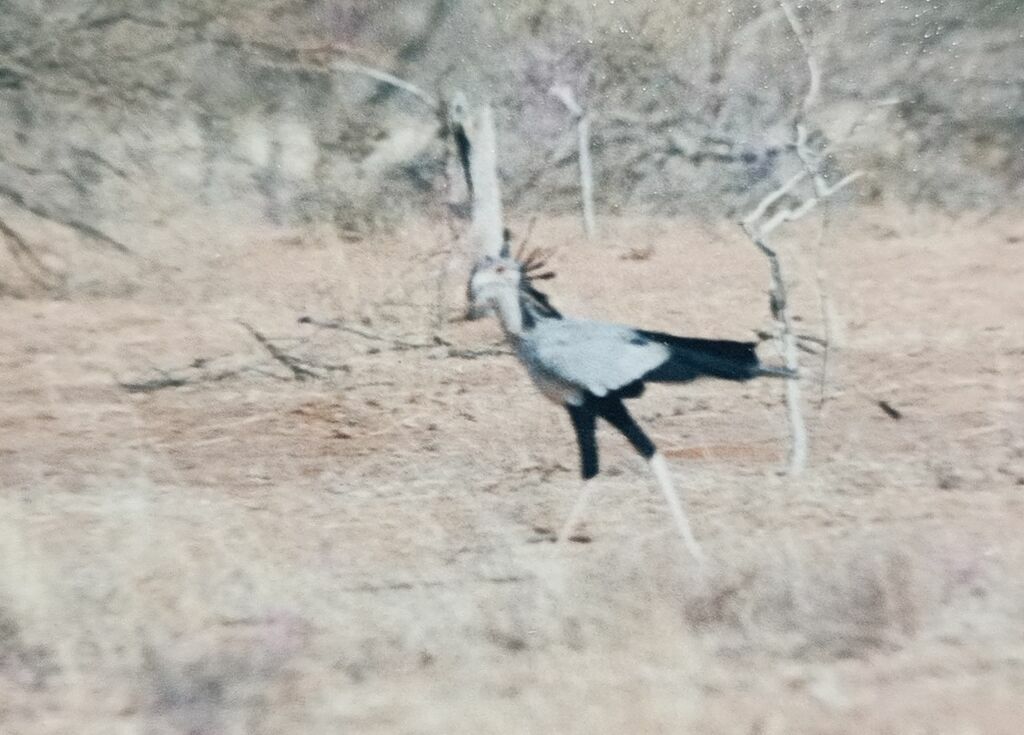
[521,320,783,399]
[521,319,670,398]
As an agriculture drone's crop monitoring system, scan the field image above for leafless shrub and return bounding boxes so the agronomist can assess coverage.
[0,0,1016,303]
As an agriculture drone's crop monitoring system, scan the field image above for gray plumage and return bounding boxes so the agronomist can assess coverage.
[517,318,670,405]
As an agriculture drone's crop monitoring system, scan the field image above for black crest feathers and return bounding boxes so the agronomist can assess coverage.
[514,240,560,319]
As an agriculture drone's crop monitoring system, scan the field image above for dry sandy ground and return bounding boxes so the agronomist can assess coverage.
[1,210,1023,734]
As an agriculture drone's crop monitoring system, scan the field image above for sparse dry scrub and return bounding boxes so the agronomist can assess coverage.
[1,1,1022,732]
[2,211,1023,732]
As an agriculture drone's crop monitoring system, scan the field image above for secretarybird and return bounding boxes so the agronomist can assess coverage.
[467,240,795,558]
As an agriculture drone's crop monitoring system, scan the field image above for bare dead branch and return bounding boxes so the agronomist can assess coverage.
[0,184,132,255]
[737,0,873,475]
[446,346,512,360]
[737,1,875,476]
[0,215,64,290]
[238,321,320,381]
[742,169,810,227]
[297,315,451,352]
[745,130,863,238]
[116,347,357,393]
[119,374,192,393]
[329,59,438,111]
[759,190,815,235]
[814,170,866,199]
[548,85,582,118]
[116,362,257,393]
[237,41,440,113]
[742,221,808,474]
[779,0,821,115]
[665,130,783,166]
[70,147,129,179]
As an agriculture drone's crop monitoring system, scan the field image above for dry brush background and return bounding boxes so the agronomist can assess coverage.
[1,1,1023,733]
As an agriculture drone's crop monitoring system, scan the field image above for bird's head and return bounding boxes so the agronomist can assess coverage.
[466,253,522,320]
[466,233,557,321]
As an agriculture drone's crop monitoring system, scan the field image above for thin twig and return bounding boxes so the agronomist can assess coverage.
[329,60,438,111]
[297,315,451,352]
[204,38,440,113]
[0,184,132,255]
[118,374,191,393]
[741,231,807,477]
[779,0,820,114]
[742,169,810,226]
[447,346,511,360]
[0,215,63,289]
[759,172,863,236]
[238,321,320,381]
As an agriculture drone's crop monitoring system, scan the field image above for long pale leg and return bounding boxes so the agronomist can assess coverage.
[558,479,597,543]
[597,398,704,562]
[560,403,598,543]
[649,452,704,563]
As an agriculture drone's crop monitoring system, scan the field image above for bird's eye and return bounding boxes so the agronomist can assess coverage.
[495,265,506,274]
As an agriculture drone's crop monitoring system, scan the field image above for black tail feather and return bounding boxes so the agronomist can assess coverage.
[639,331,791,383]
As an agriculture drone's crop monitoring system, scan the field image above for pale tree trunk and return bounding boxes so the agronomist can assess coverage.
[549,85,597,241]
[576,112,597,241]
[464,103,505,259]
